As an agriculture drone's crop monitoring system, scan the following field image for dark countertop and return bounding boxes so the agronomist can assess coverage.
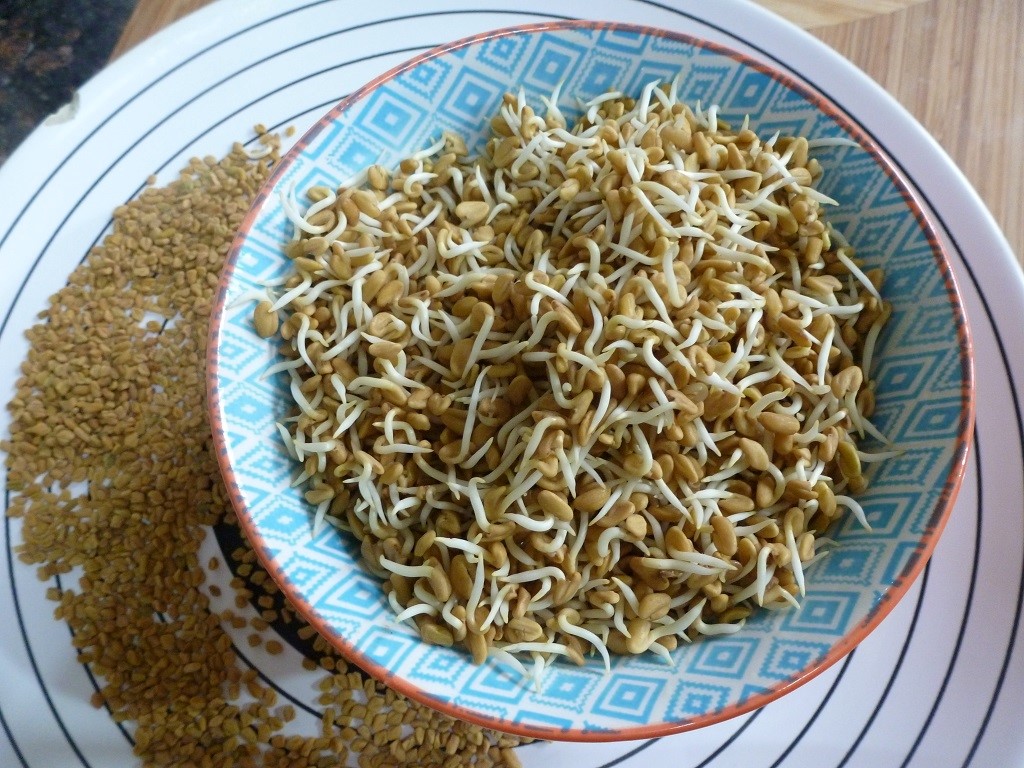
[0,0,135,164]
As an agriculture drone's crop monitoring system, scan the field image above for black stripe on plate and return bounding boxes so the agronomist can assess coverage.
[597,738,658,768]
[948,242,1024,767]
[769,650,857,767]
[833,567,934,764]
[0,693,29,768]
[3,512,91,767]
[693,708,763,768]
[899,428,984,767]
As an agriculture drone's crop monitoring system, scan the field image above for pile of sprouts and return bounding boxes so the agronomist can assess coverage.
[253,81,891,683]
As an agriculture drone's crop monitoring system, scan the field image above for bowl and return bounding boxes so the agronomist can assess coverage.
[207,20,974,741]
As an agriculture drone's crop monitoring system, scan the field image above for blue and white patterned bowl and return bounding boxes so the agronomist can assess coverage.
[208,21,974,741]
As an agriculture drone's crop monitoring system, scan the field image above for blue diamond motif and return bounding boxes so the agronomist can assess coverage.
[218,333,257,369]
[876,356,930,399]
[907,398,966,438]
[323,571,385,618]
[478,35,530,74]
[223,390,269,423]
[524,34,589,90]
[465,663,528,705]
[395,57,452,100]
[328,134,384,175]
[729,70,772,110]
[667,681,730,719]
[581,58,628,98]
[687,637,759,679]
[453,81,490,116]
[356,625,418,670]
[544,671,591,701]
[818,545,877,585]
[236,241,282,280]
[592,675,665,723]
[356,88,426,148]
[534,669,599,712]
[781,591,858,635]
[408,649,469,686]
[437,67,506,132]
[873,447,946,485]
[760,638,830,680]
[277,553,333,595]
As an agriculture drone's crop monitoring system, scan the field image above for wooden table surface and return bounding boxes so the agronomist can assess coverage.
[114,0,1023,266]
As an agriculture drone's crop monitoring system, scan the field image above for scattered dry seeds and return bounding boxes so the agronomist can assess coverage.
[2,133,527,766]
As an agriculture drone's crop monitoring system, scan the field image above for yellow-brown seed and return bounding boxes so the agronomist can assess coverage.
[573,486,611,514]
[455,200,490,228]
[738,437,770,471]
[758,410,801,436]
[837,440,862,481]
[537,490,574,522]
[253,300,279,338]
[710,515,738,557]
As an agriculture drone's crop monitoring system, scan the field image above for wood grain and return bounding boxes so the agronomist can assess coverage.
[109,0,214,60]
[815,0,1023,261]
[756,0,929,28]
[112,0,1022,265]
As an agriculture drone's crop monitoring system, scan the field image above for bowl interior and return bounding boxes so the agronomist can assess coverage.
[209,22,972,740]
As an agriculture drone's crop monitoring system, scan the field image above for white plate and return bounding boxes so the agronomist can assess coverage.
[1,1,1022,766]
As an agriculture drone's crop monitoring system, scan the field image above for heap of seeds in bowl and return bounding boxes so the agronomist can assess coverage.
[259,83,890,678]
[3,133,526,767]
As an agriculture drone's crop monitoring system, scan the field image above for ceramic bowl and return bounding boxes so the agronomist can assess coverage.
[208,20,974,741]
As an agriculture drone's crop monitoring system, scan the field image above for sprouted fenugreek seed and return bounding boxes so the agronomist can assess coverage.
[260,83,891,682]
[3,133,527,767]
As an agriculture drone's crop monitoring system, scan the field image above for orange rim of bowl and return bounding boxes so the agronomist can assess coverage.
[206,19,976,742]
